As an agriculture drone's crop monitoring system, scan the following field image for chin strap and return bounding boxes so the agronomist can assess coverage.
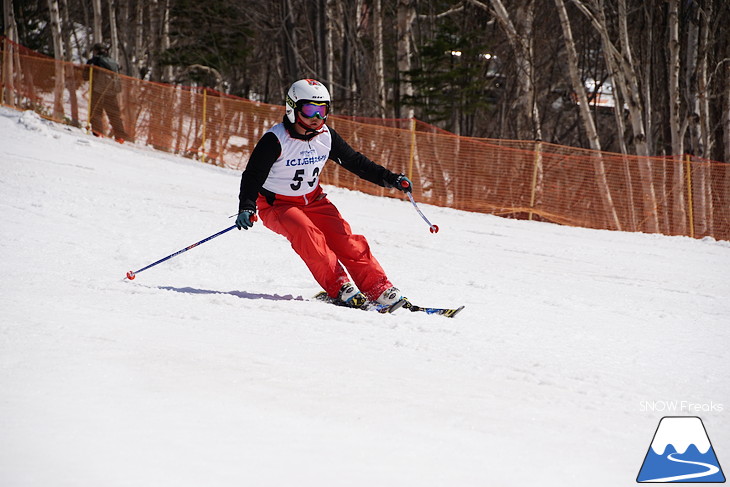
[296,117,327,135]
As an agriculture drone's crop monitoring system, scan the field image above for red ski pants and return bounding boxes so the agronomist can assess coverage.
[257,187,392,300]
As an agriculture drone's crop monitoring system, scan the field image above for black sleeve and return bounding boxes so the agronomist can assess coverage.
[328,128,399,188]
[83,59,92,81]
[238,132,281,212]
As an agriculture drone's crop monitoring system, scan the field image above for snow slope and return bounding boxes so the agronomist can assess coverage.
[1,107,728,486]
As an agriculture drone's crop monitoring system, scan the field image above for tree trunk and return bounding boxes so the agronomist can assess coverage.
[572,0,659,233]
[698,0,712,159]
[116,0,129,72]
[352,0,365,113]
[725,41,730,164]
[3,0,19,44]
[555,0,621,230]
[724,52,730,227]
[314,0,325,82]
[340,2,353,108]
[642,3,654,156]
[92,0,103,43]
[373,0,387,117]
[59,0,80,126]
[162,0,172,82]
[147,0,172,83]
[3,0,20,107]
[667,0,687,235]
[685,1,702,157]
[134,0,145,78]
[484,0,542,142]
[617,0,658,233]
[325,0,335,95]
[281,0,300,80]
[47,0,66,121]
[555,0,600,151]
[396,0,415,118]
[107,0,120,63]
[668,0,682,156]
[691,1,712,236]
[482,0,544,208]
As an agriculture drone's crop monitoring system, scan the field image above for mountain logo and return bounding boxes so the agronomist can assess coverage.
[637,416,725,483]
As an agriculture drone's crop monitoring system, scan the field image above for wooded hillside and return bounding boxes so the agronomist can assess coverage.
[3,0,729,162]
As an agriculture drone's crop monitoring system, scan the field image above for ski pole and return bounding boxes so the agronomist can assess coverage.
[406,191,439,234]
[125,219,255,280]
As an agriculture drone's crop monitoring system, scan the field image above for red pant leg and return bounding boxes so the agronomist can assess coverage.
[302,197,392,300]
[258,192,392,300]
[258,197,349,298]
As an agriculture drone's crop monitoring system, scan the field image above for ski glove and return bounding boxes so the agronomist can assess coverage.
[394,174,413,193]
[236,210,257,230]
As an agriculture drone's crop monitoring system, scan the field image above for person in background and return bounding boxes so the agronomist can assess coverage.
[84,43,129,143]
[237,79,412,308]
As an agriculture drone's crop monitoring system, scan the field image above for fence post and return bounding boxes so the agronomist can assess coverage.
[685,154,695,238]
[1,36,11,107]
[87,66,94,132]
[528,140,542,221]
[201,88,208,163]
[407,117,416,180]
[1,37,5,106]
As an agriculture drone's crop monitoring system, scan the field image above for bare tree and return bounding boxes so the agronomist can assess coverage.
[396,0,415,118]
[160,0,172,82]
[2,0,20,107]
[8,0,730,165]
[2,0,19,43]
[134,0,146,78]
[47,0,66,120]
[107,0,120,62]
[725,53,730,164]
[688,0,712,236]
[667,0,682,156]
[59,0,81,126]
[571,0,659,233]
[493,0,541,141]
[373,0,387,117]
[554,0,620,230]
[466,0,543,141]
[666,0,687,234]
[92,0,103,43]
[281,0,301,80]
[325,0,335,93]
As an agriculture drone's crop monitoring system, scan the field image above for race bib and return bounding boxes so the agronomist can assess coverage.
[263,124,332,196]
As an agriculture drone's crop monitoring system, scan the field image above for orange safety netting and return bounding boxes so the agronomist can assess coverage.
[2,37,728,240]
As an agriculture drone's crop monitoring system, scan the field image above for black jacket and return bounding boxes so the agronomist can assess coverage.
[239,117,400,212]
[84,55,121,93]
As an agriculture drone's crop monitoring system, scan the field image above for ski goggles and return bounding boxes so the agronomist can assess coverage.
[299,102,329,119]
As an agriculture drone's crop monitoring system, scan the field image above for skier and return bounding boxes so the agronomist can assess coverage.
[83,43,129,142]
[236,79,412,308]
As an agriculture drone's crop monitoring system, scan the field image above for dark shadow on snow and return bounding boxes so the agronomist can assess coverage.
[158,286,305,302]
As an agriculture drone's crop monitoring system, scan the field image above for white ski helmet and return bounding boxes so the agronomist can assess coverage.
[285,79,331,124]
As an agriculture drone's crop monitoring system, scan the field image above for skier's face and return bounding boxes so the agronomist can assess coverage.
[295,102,328,133]
[296,111,326,133]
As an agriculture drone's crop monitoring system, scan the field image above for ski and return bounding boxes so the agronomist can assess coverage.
[313,291,408,314]
[402,301,465,318]
[313,292,464,318]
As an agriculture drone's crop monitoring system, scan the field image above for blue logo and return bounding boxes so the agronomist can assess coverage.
[637,416,725,483]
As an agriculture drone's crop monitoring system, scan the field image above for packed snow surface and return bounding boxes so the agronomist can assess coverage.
[1,108,728,486]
